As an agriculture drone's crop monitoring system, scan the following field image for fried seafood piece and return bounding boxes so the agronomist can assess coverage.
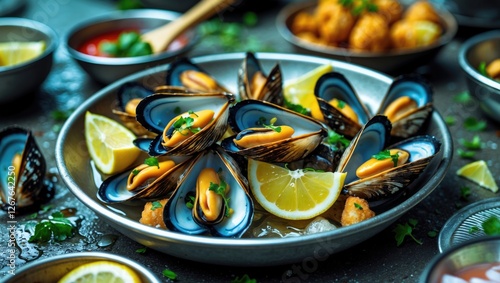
[340,196,375,226]
[348,13,390,51]
[316,1,357,44]
[139,198,168,229]
[389,19,442,49]
[374,0,403,24]
[291,11,318,36]
[486,59,500,80]
[403,0,441,25]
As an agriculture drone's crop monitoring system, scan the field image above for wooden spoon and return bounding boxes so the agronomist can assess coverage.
[142,0,236,53]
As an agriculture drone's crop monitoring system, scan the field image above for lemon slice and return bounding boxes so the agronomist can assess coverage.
[0,41,46,67]
[247,159,346,220]
[58,260,142,283]
[283,64,333,121]
[85,111,141,174]
[456,160,498,193]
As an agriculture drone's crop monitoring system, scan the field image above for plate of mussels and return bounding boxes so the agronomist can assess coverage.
[55,52,452,266]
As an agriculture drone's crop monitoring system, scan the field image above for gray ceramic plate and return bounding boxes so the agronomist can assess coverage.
[276,0,457,73]
[439,197,500,252]
[55,52,452,266]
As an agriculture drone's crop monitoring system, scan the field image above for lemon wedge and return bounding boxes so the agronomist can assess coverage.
[283,64,333,121]
[456,160,498,193]
[0,41,45,67]
[247,159,346,220]
[57,260,142,283]
[85,111,141,174]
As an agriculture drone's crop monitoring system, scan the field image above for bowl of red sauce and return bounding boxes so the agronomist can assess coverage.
[65,9,199,85]
[420,236,500,283]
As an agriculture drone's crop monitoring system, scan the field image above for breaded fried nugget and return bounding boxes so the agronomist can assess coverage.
[317,1,357,44]
[404,1,441,25]
[349,13,390,51]
[390,19,442,49]
[374,0,403,24]
[340,196,375,226]
[291,11,318,36]
[139,198,168,229]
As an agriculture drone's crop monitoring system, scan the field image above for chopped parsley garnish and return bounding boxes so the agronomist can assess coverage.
[482,216,500,235]
[283,98,310,116]
[51,109,72,122]
[185,195,196,209]
[337,99,346,109]
[464,117,487,132]
[100,31,152,57]
[258,117,282,133]
[135,246,147,253]
[132,169,140,175]
[460,186,471,200]
[372,149,399,167]
[232,274,257,283]
[469,226,480,234]
[454,91,473,104]
[144,156,159,168]
[28,211,76,243]
[339,0,378,16]
[478,61,489,77]
[460,135,482,150]
[427,229,438,238]
[162,269,178,280]
[457,149,476,159]
[209,179,231,217]
[326,130,351,149]
[354,203,363,210]
[445,116,456,126]
[173,111,202,135]
[151,201,163,211]
[393,218,422,246]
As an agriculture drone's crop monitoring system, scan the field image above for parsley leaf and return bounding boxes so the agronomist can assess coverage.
[460,186,471,200]
[144,157,159,168]
[28,211,76,243]
[209,179,231,217]
[354,203,363,210]
[185,195,195,209]
[135,246,147,253]
[482,216,500,235]
[232,274,257,283]
[454,91,473,104]
[393,219,422,246]
[464,117,487,132]
[257,117,282,133]
[372,149,399,167]
[325,130,351,149]
[162,269,178,280]
[478,62,489,77]
[283,98,310,116]
[445,116,456,126]
[151,201,163,211]
[459,135,482,150]
[457,149,476,159]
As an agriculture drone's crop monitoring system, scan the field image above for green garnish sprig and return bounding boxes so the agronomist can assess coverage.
[209,179,231,217]
[393,218,422,246]
[257,117,282,133]
[28,211,76,243]
[372,149,399,167]
[99,31,152,57]
[173,111,202,136]
[326,130,351,150]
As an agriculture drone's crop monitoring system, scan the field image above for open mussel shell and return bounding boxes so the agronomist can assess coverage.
[97,156,191,204]
[376,74,433,139]
[238,52,283,105]
[0,127,54,213]
[111,82,154,136]
[163,145,253,237]
[221,99,328,163]
[165,57,230,92]
[315,72,372,138]
[134,92,234,156]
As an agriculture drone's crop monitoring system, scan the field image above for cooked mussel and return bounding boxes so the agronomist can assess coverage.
[376,74,433,138]
[238,52,283,105]
[134,92,234,156]
[165,57,230,92]
[111,82,154,136]
[163,145,253,237]
[0,127,54,213]
[97,156,191,203]
[336,116,441,201]
[221,99,328,163]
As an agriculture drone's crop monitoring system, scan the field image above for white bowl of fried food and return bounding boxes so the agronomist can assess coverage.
[276,0,457,73]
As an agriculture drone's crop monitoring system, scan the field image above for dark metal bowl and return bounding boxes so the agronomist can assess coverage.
[276,0,457,74]
[2,251,161,283]
[65,9,199,85]
[0,18,58,104]
[458,30,500,123]
[55,52,452,266]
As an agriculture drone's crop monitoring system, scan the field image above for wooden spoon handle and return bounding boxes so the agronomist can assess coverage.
[142,0,236,53]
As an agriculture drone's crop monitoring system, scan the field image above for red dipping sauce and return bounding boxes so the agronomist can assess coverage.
[78,28,189,57]
[442,262,500,282]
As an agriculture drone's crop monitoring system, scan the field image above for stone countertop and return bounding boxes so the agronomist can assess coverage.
[0,0,499,282]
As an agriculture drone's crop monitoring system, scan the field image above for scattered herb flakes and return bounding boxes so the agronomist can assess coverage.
[145,157,159,168]
[51,109,72,122]
[393,218,422,246]
[28,211,76,243]
[354,203,363,210]
[459,135,482,150]
[445,116,456,126]
[117,0,143,10]
[482,216,500,236]
[478,61,489,77]
[284,98,310,115]
[135,246,147,254]
[454,91,473,104]
[162,269,178,280]
[372,149,399,167]
[326,130,351,150]
[469,226,480,234]
[151,201,163,211]
[209,180,231,217]
[463,117,487,132]
[460,186,471,201]
[427,229,438,238]
[185,195,195,209]
[457,149,476,159]
[232,274,257,283]
[243,12,258,27]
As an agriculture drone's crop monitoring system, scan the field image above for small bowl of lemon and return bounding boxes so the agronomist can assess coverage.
[0,17,58,105]
[3,251,161,283]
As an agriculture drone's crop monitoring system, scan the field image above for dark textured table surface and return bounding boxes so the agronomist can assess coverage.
[1,0,499,282]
